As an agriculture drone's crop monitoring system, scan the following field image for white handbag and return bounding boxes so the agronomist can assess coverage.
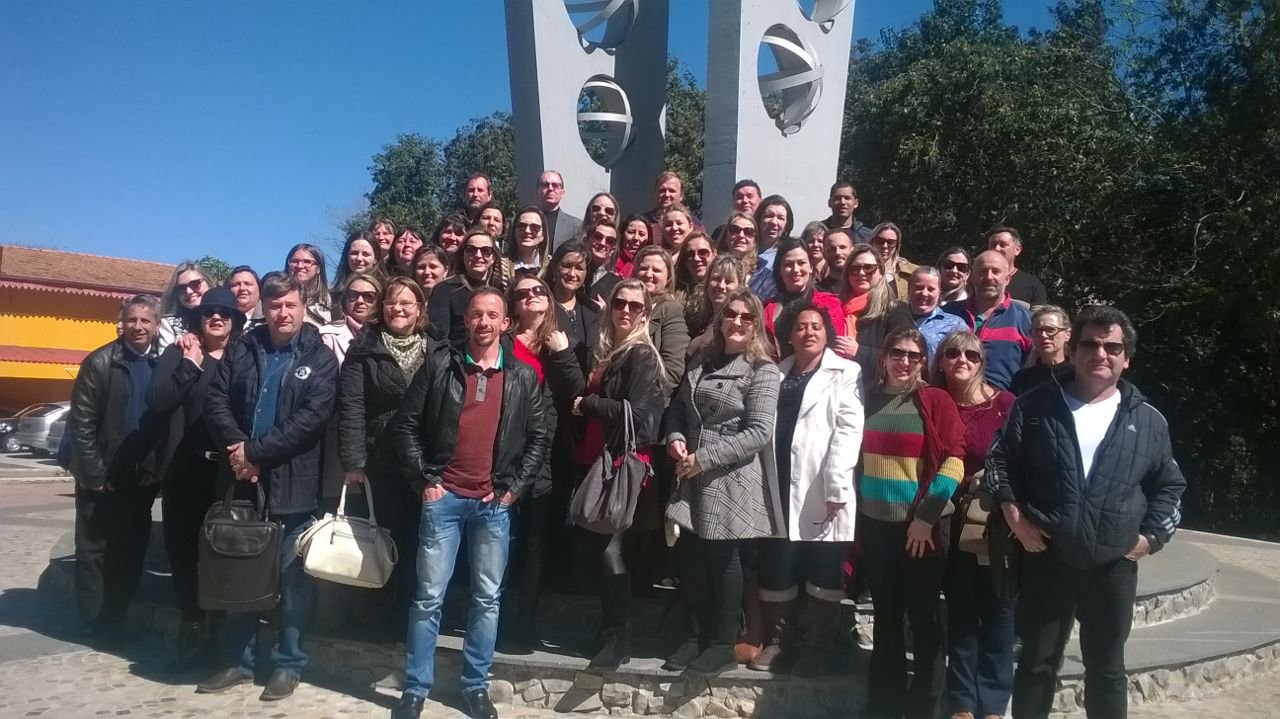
[297,479,398,588]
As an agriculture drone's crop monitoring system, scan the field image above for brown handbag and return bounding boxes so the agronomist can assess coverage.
[957,471,993,555]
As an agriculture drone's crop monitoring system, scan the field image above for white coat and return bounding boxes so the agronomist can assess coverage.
[776,348,864,542]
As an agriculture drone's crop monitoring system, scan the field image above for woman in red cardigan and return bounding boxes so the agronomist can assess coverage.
[858,326,965,719]
[762,237,846,357]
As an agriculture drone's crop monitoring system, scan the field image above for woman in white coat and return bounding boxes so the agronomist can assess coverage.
[749,302,864,675]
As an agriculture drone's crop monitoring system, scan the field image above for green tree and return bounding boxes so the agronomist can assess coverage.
[195,255,232,285]
[366,133,447,234]
[442,112,517,216]
[663,57,706,215]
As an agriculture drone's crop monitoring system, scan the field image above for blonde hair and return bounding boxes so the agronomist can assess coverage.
[874,326,929,394]
[592,279,664,380]
[845,244,893,320]
[709,289,773,365]
[930,331,990,402]
[717,210,761,276]
[630,245,676,295]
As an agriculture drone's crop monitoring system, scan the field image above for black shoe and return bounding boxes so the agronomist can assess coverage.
[588,630,631,671]
[391,693,425,719]
[163,621,214,675]
[195,667,253,694]
[258,669,299,701]
[662,639,701,671]
[462,687,499,719]
[686,645,738,675]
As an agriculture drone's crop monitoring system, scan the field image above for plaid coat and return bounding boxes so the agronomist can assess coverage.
[663,354,784,540]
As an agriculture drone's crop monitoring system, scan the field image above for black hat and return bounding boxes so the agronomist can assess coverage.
[198,287,247,328]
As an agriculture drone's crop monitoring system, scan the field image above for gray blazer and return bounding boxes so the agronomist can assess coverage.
[663,354,784,540]
[548,208,583,249]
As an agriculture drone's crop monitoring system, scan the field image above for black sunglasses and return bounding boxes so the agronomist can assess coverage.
[611,298,645,314]
[943,347,982,363]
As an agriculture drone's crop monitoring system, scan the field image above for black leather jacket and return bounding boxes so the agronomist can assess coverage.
[69,338,161,490]
[338,325,432,474]
[390,338,551,499]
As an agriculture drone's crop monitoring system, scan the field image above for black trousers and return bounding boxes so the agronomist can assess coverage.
[74,480,161,627]
[160,456,218,621]
[1013,551,1138,719]
[757,538,847,597]
[368,461,422,632]
[860,515,947,719]
[679,532,746,647]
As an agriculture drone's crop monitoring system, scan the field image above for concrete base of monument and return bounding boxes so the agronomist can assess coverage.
[40,528,1280,717]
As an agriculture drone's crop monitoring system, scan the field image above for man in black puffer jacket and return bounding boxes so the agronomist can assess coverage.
[390,287,550,719]
[986,305,1186,719]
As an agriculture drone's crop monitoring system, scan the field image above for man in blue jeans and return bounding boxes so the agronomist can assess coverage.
[391,288,550,719]
[199,272,338,702]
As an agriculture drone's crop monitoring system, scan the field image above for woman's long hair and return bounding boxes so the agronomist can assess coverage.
[453,227,511,293]
[330,271,384,323]
[630,245,676,296]
[335,230,386,289]
[592,279,664,380]
[770,237,817,302]
[754,194,796,243]
[508,276,560,354]
[386,227,424,276]
[874,326,928,394]
[505,206,550,268]
[673,231,714,296]
[716,210,761,276]
[160,261,212,317]
[843,244,893,320]
[284,243,330,312]
[709,288,774,366]
[931,330,990,402]
[685,254,745,335]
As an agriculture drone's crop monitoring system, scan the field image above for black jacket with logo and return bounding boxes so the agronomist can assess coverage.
[986,371,1186,570]
[204,324,338,516]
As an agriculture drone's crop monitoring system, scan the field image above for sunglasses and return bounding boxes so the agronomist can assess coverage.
[1076,340,1125,357]
[464,245,495,258]
[513,285,549,301]
[181,279,207,293]
[686,248,713,260]
[848,263,880,275]
[200,307,231,320]
[591,232,618,246]
[589,204,617,216]
[887,347,925,363]
[942,260,970,272]
[345,290,377,304]
[516,222,542,233]
[872,236,899,249]
[944,347,982,363]
[611,298,646,314]
[1033,326,1067,337]
[728,225,757,237]
[538,180,563,190]
[723,309,756,324]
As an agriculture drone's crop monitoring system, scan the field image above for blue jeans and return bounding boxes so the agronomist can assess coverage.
[221,512,316,677]
[403,491,513,698]
[945,550,1016,716]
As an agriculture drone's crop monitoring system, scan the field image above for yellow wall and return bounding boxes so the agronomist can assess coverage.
[0,378,74,408]
[0,287,120,351]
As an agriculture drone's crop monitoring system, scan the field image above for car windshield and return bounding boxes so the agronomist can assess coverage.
[24,405,65,418]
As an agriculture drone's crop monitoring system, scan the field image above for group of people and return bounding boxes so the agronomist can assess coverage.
[66,168,1185,719]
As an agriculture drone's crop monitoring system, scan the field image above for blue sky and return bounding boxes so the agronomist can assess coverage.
[0,1,1055,274]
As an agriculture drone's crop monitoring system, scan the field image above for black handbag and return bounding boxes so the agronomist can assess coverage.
[198,482,282,612]
[569,400,651,534]
[986,504,1022,600]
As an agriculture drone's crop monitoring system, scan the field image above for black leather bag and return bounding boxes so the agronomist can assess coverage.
[198,482,281,612]
[986,505,1022,600]
[569,400,651,534]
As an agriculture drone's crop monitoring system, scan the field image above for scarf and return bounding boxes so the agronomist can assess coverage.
[841,292,870,340]
[381,329,425,379]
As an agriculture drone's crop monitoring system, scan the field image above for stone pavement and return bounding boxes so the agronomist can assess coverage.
[0,483,1276,718]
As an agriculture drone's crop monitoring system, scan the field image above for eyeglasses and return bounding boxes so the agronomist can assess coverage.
[288,258,317,268]
[723,309,756,324]
[887,347,925,363]
[589,204,617,216]
[345,290,377,304]
[516,222,542,233]
[387,301,419,311]
[590,232,618,246]
[872,236,899,250]
[686,248,713,260]
[728,225,756,237]
[464,245,495,258]
[1076,340,1125,357]
[943,347,982,363]
[942,260,970,272]
[538,180,564,190]
[848,263,880,275]
[181,279,206,293]
[513,285,549,302]
[1033,326,1067,337]
[611,298,645,314]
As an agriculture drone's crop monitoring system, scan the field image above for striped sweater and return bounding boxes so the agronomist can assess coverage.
[859,388,965,524]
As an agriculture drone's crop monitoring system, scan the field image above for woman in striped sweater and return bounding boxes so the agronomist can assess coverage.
[858,326,965,719]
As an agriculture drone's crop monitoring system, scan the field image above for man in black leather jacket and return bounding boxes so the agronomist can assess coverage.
[68,294,163,647]
[197,272,337,702]
[987,305,1186,719]
[389,288,550,719]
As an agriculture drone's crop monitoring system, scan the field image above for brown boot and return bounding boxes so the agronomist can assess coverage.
[747,596,795,671]
[789,594,843,676]
[734,578,765,663]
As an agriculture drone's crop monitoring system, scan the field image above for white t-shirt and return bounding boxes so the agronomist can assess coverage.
[1064,389,1122,478]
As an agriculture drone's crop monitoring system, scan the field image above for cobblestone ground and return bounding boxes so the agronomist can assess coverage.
[0,479,1276,719]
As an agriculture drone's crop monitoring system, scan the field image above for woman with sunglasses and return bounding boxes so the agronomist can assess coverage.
[427,228,513,344]
[582,191,621,228]
[859,326,965,719]
[616,214,652,278]
[386,226,425,277]
[583,219,623,309]
[938,247,972,304]
[674,231,717,327]
[749,303,863,676]
[764,237,847,357]
[157,261,213,351]
[661,289,781,675]
[572,279,666,670]
[1010,305,1072,396]
[410,244,452,305]
[146,287,245,673]
[284,243,332,326]
[338,276,433,646]
[686,255,746,360]
[507,206,550,273]
[932,332,1016,719]
[837,243,915,383]
[718,211,777,301]
[430,214,468,257]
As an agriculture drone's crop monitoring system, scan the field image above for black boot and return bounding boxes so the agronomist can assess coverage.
[663,602,702,671]
[588,573,631,671]
[687,609,740,675]
[790,595,842,677]
[163,619,213,674]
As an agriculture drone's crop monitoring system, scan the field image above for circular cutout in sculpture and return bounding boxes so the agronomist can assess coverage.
[757,24,824,136]
[577,75,634,168]
[797,0,850,32]
[564,0,637,51]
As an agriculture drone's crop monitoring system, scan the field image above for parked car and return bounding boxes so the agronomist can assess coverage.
[1,403,63,453]
[43,418,66,454]
[13,402,70,455]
